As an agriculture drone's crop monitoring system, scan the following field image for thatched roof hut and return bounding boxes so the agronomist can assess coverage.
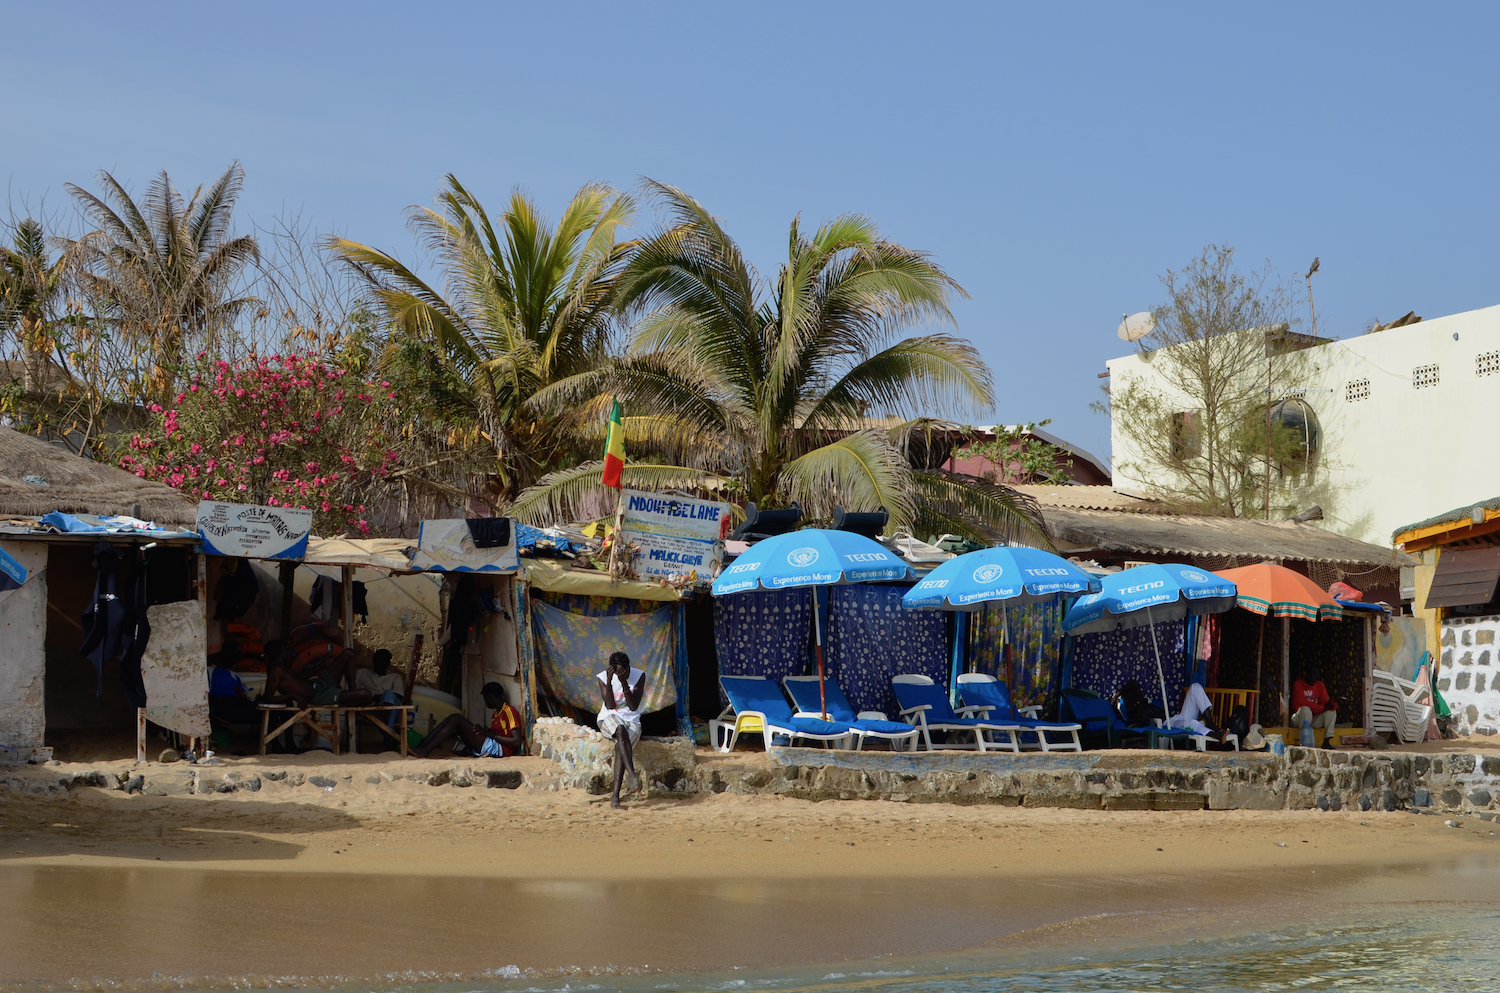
[0,427,197,527]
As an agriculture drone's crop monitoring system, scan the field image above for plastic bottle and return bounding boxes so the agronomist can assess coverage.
[1300,720,1314,747]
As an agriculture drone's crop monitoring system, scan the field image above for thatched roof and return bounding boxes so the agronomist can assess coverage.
[0,427,197,527]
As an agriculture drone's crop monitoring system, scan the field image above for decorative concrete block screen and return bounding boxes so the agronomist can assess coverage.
[1438,616,1500,735]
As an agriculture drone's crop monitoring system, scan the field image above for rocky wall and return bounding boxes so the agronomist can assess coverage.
[1438,616,1500,735]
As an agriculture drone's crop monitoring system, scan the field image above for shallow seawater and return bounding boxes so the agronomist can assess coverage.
[2,861,1498,992]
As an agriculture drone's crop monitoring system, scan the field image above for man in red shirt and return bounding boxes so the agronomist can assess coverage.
[409,683,524,759]
[1289,666,1338,747]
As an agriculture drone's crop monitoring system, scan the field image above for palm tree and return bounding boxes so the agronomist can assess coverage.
[327,175,636,503]
[515,182,1046,544]
[0,217,72,394]
[65,163,261,402]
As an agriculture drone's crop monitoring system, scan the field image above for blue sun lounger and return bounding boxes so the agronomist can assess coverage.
[714,675,855,753]
[890,674,1021,752]
[783,675,920,751]
[956,674,1082,753]
[1060,689,1203,750]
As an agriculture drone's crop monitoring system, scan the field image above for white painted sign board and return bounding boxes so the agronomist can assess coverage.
[620,490,730,580]
[197,501,313,560]
[409,519,520,573]
[142,601,211,738]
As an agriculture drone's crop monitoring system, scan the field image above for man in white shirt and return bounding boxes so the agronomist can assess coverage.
[354,650,405,726]
[597,651,645,809]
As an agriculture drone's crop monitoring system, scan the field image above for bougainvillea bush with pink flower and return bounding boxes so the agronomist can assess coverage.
[121,355,399,535]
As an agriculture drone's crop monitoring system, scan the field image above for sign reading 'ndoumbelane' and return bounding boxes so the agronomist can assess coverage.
[620,490,730,580]
[197,501,313,560]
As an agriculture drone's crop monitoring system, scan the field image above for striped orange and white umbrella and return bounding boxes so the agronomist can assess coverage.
[1214,563,1344,621]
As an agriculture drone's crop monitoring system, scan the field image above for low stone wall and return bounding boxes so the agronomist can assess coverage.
[530,717,1500,814]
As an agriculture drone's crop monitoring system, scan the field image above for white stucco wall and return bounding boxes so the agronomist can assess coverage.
[1108,303,1500,545]
[0,541,48,752]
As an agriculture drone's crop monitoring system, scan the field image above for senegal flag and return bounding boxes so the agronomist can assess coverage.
[601,397,625,488]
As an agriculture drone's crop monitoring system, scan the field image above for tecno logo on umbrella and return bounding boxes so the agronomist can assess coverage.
[972,564,1004,583]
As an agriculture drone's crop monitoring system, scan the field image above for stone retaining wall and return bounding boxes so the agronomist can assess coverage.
[531,718,1500,814]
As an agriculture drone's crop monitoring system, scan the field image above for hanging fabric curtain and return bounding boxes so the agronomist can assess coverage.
[824,584,949,717]
[531,599,676,713]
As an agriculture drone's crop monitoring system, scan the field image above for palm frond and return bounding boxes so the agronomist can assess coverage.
[802,333,994,427]
[510,460,724,525]
[908,470,1050,547]
[779,431,912,526]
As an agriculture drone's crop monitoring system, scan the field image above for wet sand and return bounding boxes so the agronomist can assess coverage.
[2,762,1498,985]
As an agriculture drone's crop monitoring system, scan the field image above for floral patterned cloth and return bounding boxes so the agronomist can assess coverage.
[531,599,676,713]
[1068,621,1189,714]
[713,588,814,699]
[825,585,951,717]
[968,600,1067,719]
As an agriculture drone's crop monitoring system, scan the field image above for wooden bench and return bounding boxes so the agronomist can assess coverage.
[258,703,416,756]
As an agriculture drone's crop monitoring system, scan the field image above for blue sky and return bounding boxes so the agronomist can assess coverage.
[4,2,1498,465]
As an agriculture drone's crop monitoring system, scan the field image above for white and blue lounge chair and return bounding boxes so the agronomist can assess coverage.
[783,675,920,751]
[956,673,1083,753]
[714,675,855,753]
[890,674,1021,753]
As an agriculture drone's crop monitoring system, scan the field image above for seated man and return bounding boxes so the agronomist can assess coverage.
[260,649,373,709]
[408,682,523,759]
[208,641,261,727]
[1167,679,1232,744]
[598,651,645,809]
[354,649,406,726]
[1289,666,1338,747]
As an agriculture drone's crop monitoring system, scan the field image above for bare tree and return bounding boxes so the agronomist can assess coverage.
[1101,245,1312,518]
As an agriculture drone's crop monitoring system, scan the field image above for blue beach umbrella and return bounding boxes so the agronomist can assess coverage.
[713,529,911,718]
[1062,564,1237,719]
[901,546,1101,611]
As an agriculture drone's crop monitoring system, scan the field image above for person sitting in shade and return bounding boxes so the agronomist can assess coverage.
[355,649,406,726]
[1167,678,1232,744]
[1289,666,1338,747]
[598,651,645,809]
[260,649,373,709]
[408,682,523,759]
[207,641,261,727]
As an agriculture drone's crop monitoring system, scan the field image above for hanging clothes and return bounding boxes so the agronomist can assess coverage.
[79,542,126,696]
[213,558,259,621]
[352,581,368,622]
[308,574,343,623]
[117,548,150,709]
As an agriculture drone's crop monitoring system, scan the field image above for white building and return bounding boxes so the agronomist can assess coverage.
[1107,303,1500,548]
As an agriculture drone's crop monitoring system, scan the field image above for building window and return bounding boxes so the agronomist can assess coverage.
[1413,363,1440,389]
[1345,377,1370,401]
[1478,351,1500,377]
[1170,410,1202,460]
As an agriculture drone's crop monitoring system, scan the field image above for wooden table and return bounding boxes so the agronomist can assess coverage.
[258,703,416,756]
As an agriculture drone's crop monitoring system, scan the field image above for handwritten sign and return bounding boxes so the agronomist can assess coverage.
[196,501,313,560]
[409,519,520,573]
[620,490,729,580]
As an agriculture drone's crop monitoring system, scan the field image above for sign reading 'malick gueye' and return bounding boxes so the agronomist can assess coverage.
[620,490,730,580]
[196,501,313,560]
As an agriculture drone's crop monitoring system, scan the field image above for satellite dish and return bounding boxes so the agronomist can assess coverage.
[1117,312,1155,342]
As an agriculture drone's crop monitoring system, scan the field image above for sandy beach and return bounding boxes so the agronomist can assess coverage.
[3,753,1499,985]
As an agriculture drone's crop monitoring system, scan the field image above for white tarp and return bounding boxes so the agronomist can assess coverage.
[620,490,729,580]
[142,600,210,737]
[197,501,313,560]
[409,519,519,574]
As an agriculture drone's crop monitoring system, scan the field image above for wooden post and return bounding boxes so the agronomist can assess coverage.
[136,707,146,763]
[341,565,356,753]
[277,560,297,648]
[198,553,208,757]
[1280,616,1291,725]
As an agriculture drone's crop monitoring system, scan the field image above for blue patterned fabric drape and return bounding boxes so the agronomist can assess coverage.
[713,588,813,692]
[1068,621,1188,712]
[968,600,1067,719]
[531,599,677,713]
[825,585,951,717]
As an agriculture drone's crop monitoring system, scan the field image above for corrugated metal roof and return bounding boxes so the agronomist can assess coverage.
[1392,495,1500,543]
[1043,506,1413,568]
[1011,485,1171,514]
